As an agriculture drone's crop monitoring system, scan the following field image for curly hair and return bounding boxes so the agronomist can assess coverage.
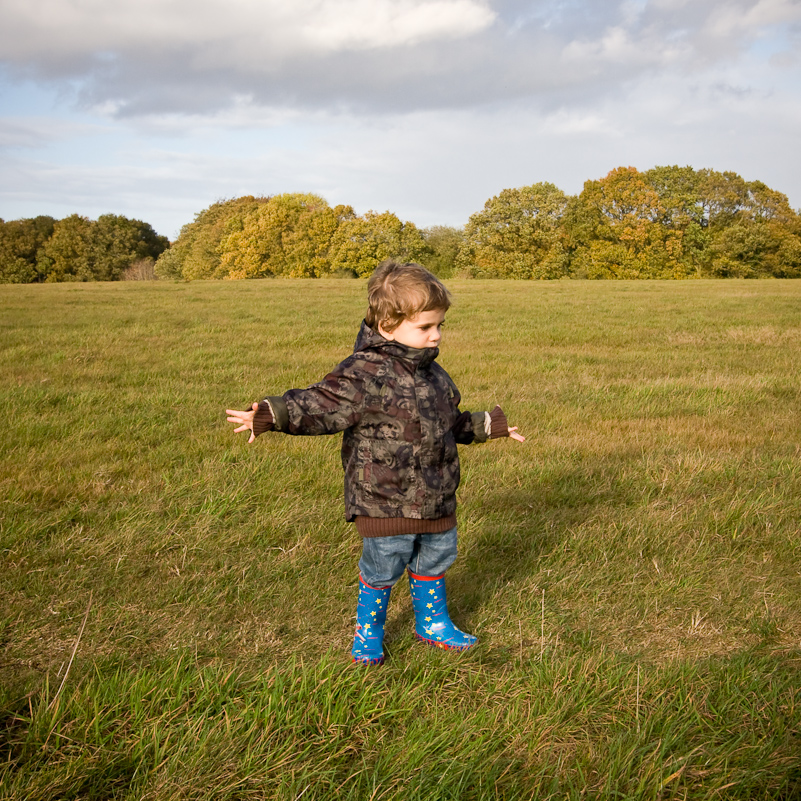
[365,260,451,333]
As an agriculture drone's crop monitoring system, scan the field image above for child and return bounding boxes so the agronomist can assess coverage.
[226,260,523,666]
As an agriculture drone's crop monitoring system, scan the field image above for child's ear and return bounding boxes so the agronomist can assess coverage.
[377,322,394,341]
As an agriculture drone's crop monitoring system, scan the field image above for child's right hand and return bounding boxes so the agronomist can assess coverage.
[225,402,259,444]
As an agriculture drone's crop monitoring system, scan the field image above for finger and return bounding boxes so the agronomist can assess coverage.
[248,432,255,444]
[234,424,250,434]
[252,402,259,411]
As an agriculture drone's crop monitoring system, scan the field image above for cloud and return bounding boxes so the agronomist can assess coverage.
[3,0,797,117]
[0,0,495,61]
[298,0,497,51]
[0,115,105,149]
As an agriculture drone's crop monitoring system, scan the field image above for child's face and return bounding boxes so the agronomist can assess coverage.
[379,308,446,350]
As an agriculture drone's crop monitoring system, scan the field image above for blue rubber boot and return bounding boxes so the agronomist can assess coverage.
[408,571,477,651]
[351,577,391,666]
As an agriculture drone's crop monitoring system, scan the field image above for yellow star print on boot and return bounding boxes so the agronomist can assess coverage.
[352,577,391,665]
[408,570,477,651]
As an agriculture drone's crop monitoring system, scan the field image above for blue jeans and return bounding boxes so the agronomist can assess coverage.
[358,526,458,589]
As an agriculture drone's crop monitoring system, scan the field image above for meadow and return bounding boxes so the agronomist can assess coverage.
[1,278,800,800]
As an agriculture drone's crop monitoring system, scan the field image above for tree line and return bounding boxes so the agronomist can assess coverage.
[155,166,801,280]
[2,166,800,283]
[457,166,801,279]
[0,214,168,283]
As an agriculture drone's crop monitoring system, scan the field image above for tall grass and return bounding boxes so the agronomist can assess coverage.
[1,279,800,799]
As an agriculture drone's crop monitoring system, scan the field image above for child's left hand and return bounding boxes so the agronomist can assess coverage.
[508,426,525,442]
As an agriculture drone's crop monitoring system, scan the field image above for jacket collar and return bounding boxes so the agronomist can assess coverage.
[354,320,439,368]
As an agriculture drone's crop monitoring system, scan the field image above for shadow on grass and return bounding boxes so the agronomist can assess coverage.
[457,459,634,610]
[382,459,635,649]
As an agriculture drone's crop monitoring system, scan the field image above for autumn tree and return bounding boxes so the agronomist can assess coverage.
[155,196,269,280]
[326,211,429,277]
[565,167,666,278]
[457,183,569,278]
[219,193,354,278]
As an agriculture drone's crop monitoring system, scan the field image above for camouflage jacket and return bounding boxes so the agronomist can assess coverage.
[254,321,505,523]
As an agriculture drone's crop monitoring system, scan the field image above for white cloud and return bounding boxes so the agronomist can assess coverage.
[706,0,801,38]
[299,0,496,51]
[542,109,621,137]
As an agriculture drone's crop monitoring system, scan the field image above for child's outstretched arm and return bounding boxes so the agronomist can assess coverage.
[226,402,260,444]
[226,354,369,443]
[452,404,525,444]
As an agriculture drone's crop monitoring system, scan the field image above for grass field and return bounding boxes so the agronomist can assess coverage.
[1,278,800,800]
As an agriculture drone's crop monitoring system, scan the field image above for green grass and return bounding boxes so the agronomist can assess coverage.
[2,279,801,799]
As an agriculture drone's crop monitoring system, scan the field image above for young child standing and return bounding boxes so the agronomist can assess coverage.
[226,260,523,665]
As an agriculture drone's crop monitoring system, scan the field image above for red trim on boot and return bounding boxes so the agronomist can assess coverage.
[407,570,444,581]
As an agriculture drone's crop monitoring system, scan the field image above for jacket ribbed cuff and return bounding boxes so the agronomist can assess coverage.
[488,405,509,439]
[252,400,275,437]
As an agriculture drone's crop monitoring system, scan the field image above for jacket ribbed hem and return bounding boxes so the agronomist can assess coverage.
[355,514,457,538]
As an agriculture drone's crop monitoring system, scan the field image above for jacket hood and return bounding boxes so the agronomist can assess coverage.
[353,320,439,368]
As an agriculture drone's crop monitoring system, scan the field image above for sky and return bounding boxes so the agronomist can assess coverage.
[1,0,800,241]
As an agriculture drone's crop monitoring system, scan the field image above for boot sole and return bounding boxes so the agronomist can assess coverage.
[415,633,476,652]
[352,655,385,666]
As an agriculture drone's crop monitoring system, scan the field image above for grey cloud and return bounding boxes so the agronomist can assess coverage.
[1,0,798,118]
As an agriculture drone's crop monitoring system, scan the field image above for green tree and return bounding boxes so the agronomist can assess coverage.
[90,214,168,281]
[0,216,55,283]
[35,214,168,282]
[645,165,704,229]
[642,165,708,276]
[458,183,569,278]
[745,180,796,223]
[327,211,429,278]
[698,172,801,277]
[421,226,464,277]
[707,218,801,278]
[697,169,751,227]
[38,214,94,282]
